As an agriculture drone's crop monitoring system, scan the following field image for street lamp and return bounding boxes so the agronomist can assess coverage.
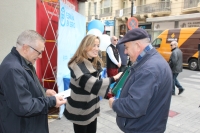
[129,0,135,17]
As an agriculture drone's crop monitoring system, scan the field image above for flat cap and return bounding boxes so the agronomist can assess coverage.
[119,28,149,44]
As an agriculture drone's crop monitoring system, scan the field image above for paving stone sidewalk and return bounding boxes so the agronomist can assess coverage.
[49,81,200,133]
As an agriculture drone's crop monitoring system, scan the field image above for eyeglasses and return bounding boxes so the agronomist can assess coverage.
[28,45,42,55]
[114,39,118,41]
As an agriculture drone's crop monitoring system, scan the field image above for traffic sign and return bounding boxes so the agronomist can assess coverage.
[127,17,138,30]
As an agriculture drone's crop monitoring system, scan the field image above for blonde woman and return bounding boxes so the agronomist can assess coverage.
[64,35,122,133]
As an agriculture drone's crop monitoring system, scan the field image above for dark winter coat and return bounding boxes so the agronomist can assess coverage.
[112,48,172,133]
[0,47,56,133]
[169,47,183,73]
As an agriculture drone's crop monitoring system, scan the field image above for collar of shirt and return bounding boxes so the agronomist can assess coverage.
[132,44,153,66]
[171,47,176,51]
[20,56,32,66]
[111,44,116,47]
[20,56,35,72]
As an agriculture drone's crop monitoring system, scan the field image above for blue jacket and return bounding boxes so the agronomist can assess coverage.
[116,43,127,66]
[112,48,172,133]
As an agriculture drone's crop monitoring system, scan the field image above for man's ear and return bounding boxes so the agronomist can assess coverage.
[135,41,141,48]
[22,44,29,54]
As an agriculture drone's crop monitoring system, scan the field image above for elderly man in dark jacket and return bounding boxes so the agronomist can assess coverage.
[169,41,184,95]
[0,30,66,133]
[108,28,172,133]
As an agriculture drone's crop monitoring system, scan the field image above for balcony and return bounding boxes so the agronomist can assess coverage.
[115,7,131,18]
[115,2,171,19]
[182,0,200,13]
[136,1,171,18]
[87,15,100,22]
[100,7,112,18]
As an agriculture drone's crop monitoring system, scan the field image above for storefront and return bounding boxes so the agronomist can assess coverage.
[103,20,114,36]
[119,24,126,35]
[179,20,200,28]
[146,13,200,41]
[138,23,152,41]
[153,21,175,40]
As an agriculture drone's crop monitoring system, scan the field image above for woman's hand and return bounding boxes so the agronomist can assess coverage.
[113,72,123,81]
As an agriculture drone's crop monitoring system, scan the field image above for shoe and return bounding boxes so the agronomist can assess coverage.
[178,89,184,95]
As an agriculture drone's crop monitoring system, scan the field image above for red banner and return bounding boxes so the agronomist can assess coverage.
[36,0,78,91]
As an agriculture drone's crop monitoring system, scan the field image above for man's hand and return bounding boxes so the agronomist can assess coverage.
[46,89,57,96]
[109,97,115,108]
[55,95,67,108]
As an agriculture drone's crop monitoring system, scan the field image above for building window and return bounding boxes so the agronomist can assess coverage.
[94,2,97,15]
[119,24,126,35]
[101,0,112,14]
[88,2,91,15]
[138,0,146,5]
[122,0,127,8]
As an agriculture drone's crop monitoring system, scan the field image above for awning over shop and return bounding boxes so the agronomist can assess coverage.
[147,13,200,22]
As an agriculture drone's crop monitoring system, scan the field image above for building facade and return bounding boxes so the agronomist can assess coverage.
[85,0,200,40]
[0,0,87,63]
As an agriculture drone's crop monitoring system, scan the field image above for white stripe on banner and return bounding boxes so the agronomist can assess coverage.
[57,1,86,118]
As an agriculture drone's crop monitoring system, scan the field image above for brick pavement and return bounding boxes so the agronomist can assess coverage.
[49,81,200,133]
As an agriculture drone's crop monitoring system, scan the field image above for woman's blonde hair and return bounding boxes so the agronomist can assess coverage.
[68,34,103,69]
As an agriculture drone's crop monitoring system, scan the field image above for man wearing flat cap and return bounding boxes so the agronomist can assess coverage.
[108,28,172,133]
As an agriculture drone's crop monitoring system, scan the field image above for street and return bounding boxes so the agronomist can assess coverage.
[166,68,200,133]
[49,68,200,133]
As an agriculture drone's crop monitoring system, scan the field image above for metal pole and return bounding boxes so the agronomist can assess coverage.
[131,0,134,17]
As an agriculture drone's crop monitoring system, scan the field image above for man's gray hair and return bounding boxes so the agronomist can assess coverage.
[16,30,45,47]
[138,38,151,44]
[171,41,178,47]
[110,36,117,41]
[110,36,113,41]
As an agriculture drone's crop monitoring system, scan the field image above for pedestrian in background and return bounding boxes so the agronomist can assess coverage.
[117,35,128,72]
[108,28,172,133]
[64,35,122,133]
[106,36,121,77]
[0,30,66,133]
[169,40,184,95]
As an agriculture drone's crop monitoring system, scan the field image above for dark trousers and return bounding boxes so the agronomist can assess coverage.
[172,73,183,94]
[118,65,127,72]
[73,118,97,133]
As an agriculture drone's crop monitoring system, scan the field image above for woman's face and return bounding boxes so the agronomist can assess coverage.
[87,38,100,59]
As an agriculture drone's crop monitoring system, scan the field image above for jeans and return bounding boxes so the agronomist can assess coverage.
[172,73,183,94]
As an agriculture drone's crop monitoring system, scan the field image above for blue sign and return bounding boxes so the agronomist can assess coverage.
[58,1,86,118]
[104,20,114,26]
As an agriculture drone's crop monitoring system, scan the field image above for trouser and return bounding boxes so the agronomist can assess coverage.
[73,118,97,133]
[118,65,127,72]
[107,68,118,77]
[172,73,183,94]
